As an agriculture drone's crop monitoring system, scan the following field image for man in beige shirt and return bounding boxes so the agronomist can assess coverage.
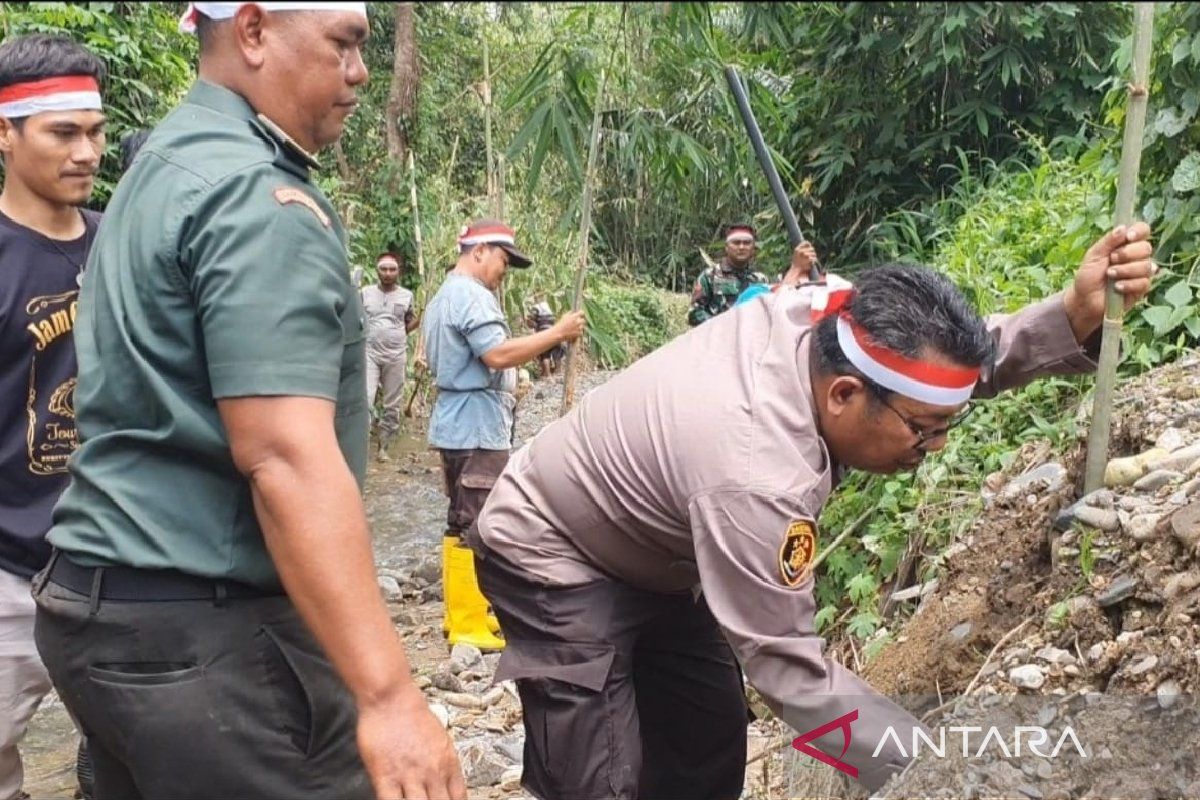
[466,224,1156,798]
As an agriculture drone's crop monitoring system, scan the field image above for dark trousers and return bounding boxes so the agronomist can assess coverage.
[32,559,371,800]
[473,544,748,800]
[439,448,509,536]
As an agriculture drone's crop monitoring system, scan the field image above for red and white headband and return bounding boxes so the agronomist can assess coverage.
[376,254,399,268]
[809,275,979,406]
[0,76,102,119]
[726,226,756,244]
[179,2,368,34]
[458,223,515,248]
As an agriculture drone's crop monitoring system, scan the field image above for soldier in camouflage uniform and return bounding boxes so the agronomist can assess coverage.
[687,223,769,326]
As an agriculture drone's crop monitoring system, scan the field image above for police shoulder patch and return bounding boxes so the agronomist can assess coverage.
[273,186,330,228]
[778,518,818,588]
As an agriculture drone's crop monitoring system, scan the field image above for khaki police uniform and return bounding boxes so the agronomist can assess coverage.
[33,80,371,799]
[468,287,1099,798]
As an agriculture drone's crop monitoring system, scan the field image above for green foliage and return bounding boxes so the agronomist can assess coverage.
[1077,526,1097,579]
[495,2,1131,282]
[1046,600,1070,630]
[0,2,196,204]
[584,281,687,368]
[765,2,1126,264]
[1104,1,1200,367]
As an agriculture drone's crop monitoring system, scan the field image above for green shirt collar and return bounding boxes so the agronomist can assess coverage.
[184,79,321,175]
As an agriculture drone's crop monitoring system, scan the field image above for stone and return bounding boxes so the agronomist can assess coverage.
[1105,451,1167,487]
[1157,679,1181,709]
[429,703,450,729]
[450,644,484,674]
[1118,495,1152,512]
[1172,502,1200,549]
[890,579,940,603]
[950,622,974,643]
[391,609,422,627]
[1155,428,1190,453]
[376,575,403,602]
[412,559,442,585]
[1073,505,1120,532]
[1037,704,1057,726]
[1036,759,1054,780]
[1000,462,1068,501]
[1095,574,1138,607]
[493,733,525,765]
[1035,645,1076,667]
[1147,443,1200,473]
[499,766,523,793]
[1007,647,1032,664]
[378,568,410,583]
[1164,571,1200,599]
[1134,470,1183,492]
[432,664,464,692]
[1008,664,1046,690]
[1081,489,1115,509]
[1018,783,1045,800]
[1127,654,1159,676]
[1125,513,1162,542]
[458,740,508,788]
[1115,630,1144,647]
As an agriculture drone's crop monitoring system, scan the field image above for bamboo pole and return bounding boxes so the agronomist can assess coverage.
[405,149,429,418]
[559,68,610,416]
[483,35,497,211]
[481,35,506,312]
[1083,3,1156,493]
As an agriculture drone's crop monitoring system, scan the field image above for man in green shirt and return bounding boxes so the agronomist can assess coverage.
[32,4,464,799]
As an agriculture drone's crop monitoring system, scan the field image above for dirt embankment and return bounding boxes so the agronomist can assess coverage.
[861,352,1200,799]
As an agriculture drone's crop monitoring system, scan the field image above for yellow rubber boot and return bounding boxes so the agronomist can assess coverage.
[444,539,506,651]
[442,537,501,636]
[441,536,457,636]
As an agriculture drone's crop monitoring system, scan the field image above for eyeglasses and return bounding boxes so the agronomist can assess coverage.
[874,390,974,452]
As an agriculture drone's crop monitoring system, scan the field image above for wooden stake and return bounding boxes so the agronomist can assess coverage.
[1083,3,1156,492]
[559,67,609,416]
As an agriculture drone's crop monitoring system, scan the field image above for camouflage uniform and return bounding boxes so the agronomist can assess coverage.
[687,260,769,326]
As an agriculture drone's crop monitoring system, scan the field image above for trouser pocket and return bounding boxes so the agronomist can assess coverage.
[259,620,357,761]
[504,641,640,799]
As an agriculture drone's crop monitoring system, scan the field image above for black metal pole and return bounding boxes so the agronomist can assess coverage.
[724,65,818,281]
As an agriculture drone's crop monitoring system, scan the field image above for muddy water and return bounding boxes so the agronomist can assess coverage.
[22,371,616,799]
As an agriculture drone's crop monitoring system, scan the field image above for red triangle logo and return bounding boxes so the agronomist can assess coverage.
[791,708,859,778]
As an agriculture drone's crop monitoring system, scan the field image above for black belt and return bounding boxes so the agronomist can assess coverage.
[45,552,281,602]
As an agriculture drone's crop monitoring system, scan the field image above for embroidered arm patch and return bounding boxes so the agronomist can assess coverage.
[779,518,818,588]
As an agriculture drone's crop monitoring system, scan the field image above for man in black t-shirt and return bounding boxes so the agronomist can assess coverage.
[0,34,105,800]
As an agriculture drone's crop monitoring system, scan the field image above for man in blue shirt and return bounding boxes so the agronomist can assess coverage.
[424,218,584,650]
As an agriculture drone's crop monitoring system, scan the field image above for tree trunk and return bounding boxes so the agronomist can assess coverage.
[386,3,419,176]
